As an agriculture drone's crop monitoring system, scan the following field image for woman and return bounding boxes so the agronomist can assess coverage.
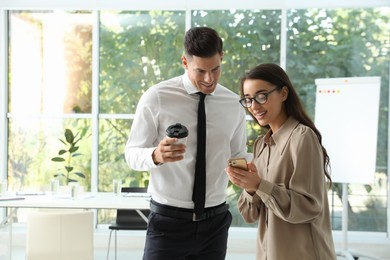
[226,63,336,260]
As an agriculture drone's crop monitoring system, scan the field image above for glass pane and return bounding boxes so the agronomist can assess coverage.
[99,11,185,114]
[98,119,149,192]
[193,9,281,227]
[192,9,281,93]
[98,118,150,224]
[8,118,92,194]
[98,10,185,224]
[287,8,390,232]
[8,11,93,114]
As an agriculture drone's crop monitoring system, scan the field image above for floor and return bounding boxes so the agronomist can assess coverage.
[3,246,388,260]
[1,226,390,260]
[5,249,256,260]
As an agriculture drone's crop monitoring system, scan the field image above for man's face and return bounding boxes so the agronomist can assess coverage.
[181,53,223,95]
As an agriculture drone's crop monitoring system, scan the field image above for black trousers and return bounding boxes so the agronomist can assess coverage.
[142,209,232,260]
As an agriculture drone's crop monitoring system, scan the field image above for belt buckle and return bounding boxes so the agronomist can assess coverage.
[192,213,202,221]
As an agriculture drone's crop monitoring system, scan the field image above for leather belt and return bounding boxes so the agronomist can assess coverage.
[150,200,229,222]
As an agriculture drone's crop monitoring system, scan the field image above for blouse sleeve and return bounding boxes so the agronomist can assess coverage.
[266,127,327,223]
[237,190,263,223]
[257,127,327,224]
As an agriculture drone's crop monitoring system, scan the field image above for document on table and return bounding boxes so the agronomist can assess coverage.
[123,192,151,198]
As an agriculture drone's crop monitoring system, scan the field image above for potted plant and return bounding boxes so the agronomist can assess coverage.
[51,128,86,185]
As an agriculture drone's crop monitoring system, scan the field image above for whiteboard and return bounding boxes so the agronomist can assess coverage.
[314,77,380,184]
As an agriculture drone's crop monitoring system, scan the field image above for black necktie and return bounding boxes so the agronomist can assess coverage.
[193,92,206,218]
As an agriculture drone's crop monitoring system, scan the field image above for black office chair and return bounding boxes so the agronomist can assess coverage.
[106,187,149,260]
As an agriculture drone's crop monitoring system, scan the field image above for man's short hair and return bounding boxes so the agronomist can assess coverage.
[184,27,223,58]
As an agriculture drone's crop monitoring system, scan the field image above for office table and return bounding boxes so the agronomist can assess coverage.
[0,192,150,210]
[0,192,151,260]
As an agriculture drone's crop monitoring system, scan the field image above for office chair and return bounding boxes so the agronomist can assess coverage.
[26,211,94,260]
[106,187,149,260]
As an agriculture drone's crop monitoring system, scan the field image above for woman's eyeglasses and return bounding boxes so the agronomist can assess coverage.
[239,87,279,108]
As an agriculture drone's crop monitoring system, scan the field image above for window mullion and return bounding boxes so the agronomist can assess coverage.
[91,10,100,193]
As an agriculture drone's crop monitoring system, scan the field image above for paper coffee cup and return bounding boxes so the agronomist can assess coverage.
[166,123,189,145]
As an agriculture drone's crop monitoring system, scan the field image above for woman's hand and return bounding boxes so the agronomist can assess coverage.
[225,162,261,195]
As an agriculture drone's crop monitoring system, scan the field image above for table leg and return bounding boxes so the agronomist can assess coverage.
[0,208,15,260]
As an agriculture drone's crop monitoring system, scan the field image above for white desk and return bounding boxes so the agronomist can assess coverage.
[0,192,150,210]
[0,192,151,260]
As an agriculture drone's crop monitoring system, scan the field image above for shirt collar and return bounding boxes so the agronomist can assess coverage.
[263,117,300,155]
[182,71,216,96]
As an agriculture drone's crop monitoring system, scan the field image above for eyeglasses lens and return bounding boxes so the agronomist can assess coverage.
[240,93,267,108]
[254,94,267,105]
[244,99,252,108]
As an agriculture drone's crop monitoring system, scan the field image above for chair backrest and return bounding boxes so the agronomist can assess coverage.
[115,187,149,228]
[26,211,94,260]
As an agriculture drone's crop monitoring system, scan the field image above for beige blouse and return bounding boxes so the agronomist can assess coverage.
[238,117,336,260]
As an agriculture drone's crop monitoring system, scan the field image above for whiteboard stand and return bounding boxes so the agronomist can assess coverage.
[335,183,355,260]
[336,183,380,260]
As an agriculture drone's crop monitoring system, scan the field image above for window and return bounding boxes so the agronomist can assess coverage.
[286,8,389,232]
[2,3,389,233]
[8,11,93,192]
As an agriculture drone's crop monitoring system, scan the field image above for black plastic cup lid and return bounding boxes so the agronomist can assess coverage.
[166,123,188,138]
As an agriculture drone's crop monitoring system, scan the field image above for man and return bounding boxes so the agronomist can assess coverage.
[125,26,250,260]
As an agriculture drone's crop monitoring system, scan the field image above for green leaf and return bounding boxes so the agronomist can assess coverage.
[52,157,65,162]
[69,146,79,153]
[74,172,86,178]
[73,138,81,146]
[65,129,74,144]
[73,132,80,142]
[59,149,67,155]
[59,138,66,145]
[65,166,74,172]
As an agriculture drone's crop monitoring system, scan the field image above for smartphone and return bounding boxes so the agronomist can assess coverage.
[227,157,248,170]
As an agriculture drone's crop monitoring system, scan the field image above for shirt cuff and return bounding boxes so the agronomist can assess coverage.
[256,180,274,202]
[146,147,163,168]
[241,189,262,205]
